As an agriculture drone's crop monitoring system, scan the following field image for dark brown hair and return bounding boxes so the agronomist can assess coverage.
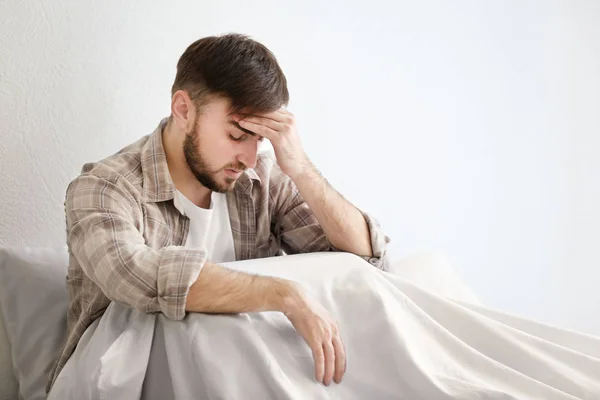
[171,33,289,114]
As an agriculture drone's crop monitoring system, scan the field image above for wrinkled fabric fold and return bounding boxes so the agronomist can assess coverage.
[49,253,600,400]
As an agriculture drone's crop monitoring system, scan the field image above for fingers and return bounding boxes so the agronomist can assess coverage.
[233,109,294,141]
[237,115,286,132]
[332,334,346,384]
[323,340,336,386]
[236,119,279,141]
[286,293,346,386]
[314,328,345,386]
[236,117,288,143]
[312,343,325,384]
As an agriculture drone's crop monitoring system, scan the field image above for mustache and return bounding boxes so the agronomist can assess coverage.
[223,162,248,172]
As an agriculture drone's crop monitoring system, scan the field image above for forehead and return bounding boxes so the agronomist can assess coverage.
[200,97,252,123]
[200,96,259,135]
[200,96,234,121]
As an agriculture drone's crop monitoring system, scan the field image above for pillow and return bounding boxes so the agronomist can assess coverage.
[0,246,69,400]
[0,305,18,400]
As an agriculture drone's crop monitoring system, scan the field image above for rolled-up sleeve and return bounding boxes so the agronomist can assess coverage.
[66,173,206,320]
[357,210,391,271]
[273,176,391,271]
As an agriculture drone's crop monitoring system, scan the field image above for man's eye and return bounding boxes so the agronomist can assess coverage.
[229,134,245,142]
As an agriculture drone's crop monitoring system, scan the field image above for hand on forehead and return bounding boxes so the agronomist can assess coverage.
[229,107,290,137]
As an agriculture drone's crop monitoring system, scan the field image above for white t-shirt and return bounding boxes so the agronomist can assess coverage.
[175,190,236,263]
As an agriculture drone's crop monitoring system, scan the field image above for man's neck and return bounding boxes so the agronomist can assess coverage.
[162,120,212,208]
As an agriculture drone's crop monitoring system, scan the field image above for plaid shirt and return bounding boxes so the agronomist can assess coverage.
[48,119,390,391]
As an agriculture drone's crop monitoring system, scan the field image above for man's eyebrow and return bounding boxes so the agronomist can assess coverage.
[229,120,257,136]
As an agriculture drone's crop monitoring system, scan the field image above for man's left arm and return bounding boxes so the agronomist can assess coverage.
[289,160,374,257]
[234,109,390,269]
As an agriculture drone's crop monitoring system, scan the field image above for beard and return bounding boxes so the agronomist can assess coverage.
[182,124,247,193]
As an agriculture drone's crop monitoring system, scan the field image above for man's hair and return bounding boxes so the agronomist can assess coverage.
[171,33,289,114]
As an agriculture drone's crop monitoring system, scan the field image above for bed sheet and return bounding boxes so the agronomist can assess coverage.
[49,252,600,400]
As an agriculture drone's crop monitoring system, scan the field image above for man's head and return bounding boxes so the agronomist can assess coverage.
[168,33,289,193]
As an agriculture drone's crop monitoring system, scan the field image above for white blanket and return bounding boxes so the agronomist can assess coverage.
[49,253,600,400]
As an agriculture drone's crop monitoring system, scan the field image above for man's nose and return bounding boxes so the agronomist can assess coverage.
[238,140,259,170]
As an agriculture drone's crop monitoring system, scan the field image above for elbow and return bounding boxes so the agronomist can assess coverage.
[78,240,204,321]
[100,277,188,320]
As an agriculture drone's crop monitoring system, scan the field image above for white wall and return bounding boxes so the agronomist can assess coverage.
[1,1,598,334]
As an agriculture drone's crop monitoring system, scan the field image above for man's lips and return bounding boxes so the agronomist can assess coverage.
[225,168,243,177]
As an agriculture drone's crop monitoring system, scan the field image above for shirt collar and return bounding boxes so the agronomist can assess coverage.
[140,118,261,203]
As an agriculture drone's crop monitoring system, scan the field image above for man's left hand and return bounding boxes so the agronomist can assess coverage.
[234,108,310,180]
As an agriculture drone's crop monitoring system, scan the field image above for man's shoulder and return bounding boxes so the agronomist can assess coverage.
[67,134,151,200]
[78,135,150,184]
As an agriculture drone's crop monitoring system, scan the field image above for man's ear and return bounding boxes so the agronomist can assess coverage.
[170,90,196,132]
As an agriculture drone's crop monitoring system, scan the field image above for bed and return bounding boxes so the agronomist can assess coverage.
[0,247,479,400]
[2,247,599,399]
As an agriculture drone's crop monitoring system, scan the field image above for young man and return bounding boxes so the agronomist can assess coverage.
[48,33,389,391]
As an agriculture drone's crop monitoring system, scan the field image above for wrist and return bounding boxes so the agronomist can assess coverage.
[269,278,304,315]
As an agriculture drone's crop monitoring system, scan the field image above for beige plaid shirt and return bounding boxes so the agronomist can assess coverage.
[48,119,390,391]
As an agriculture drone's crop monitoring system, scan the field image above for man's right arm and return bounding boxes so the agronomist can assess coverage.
[185,261,295,314]
[186,262,347,385]
[67,172,345,385]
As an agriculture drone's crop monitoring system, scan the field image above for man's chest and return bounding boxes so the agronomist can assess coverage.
[140,196,281,261]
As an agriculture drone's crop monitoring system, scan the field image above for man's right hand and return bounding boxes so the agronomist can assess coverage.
[282,283,347,386]
[186,262,346,386]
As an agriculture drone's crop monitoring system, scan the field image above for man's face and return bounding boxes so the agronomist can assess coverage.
[183,97,264,193]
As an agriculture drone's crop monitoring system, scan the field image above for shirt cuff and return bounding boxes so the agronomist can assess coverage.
[156,246,207,320]
[329,210,391,271]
